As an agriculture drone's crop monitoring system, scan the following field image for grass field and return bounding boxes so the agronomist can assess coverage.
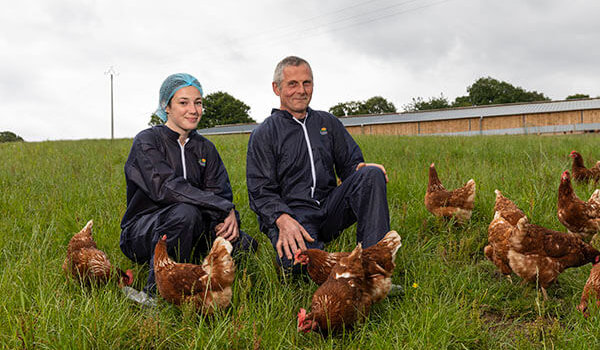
[2,133,600,349]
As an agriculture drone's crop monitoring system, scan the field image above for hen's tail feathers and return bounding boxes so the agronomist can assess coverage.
[214,236,233,255]
[203,237,235,284]
[494,189,504,205]
[82,220,93,234]
[379,230,402,259]
[466,179,476,192]
[589,189,600,205]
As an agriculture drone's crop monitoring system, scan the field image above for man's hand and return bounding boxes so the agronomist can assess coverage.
[275,213,315,260]
[215,209,239,242]
[356,162,389,183]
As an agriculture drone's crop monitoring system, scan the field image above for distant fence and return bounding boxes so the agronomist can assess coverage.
[422,122,600,136]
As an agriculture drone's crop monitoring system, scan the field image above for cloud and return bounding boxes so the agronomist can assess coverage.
[1,0,599,141]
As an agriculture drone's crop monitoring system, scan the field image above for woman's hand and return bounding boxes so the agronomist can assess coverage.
[215,209,239,242]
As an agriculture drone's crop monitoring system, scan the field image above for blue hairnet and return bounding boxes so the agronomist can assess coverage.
[155,73,204,122]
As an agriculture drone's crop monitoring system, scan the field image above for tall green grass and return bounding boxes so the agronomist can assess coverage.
[2,134,600,349]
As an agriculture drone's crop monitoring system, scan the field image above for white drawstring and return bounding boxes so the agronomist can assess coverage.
[293,115,316,198]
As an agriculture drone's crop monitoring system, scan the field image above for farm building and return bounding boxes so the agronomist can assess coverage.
[198,98,600,136]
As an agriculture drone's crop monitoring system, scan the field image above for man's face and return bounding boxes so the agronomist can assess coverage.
[273,64,313,118]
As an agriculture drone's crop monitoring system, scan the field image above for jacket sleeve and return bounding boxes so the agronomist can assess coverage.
[246,126,293,228]
[125,132,234,219]
[331,116,364,181]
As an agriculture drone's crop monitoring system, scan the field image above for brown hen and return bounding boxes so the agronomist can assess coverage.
[570,151,600,183]
[484,190,526,281]
[578,263,600,317]
[297,243,369,334]
[507,216,600,300]
[62,220,133,286]
[294,249,346,286]
[557,170,600,242]
[493,189,526,226]
[485,211,516,281]
[295,231,401,304]
[425,163,476,224]
[154,235,235,314]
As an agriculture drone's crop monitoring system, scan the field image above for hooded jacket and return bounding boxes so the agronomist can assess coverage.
[246,108,364,232]
[121,125,234,229]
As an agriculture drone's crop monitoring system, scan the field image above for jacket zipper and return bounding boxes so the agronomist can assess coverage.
[178,138,189,179]
[293,116,316,198]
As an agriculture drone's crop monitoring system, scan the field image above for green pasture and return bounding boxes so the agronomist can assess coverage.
[2,133,600,349]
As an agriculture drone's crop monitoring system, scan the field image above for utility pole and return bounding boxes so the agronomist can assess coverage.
[105,66,118,140]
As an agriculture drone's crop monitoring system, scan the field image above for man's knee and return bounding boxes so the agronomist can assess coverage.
[356,165,386,185]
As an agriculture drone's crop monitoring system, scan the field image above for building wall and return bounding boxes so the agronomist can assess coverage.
[418,118,470,134]
[481,115,522,130]
[347,122,419,135]
[524,111,580,127]
[584,109,600,123]
[345,109,600,136]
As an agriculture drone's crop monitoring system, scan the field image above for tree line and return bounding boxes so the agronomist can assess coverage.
[147,76,594,128]
[333,76,593,116]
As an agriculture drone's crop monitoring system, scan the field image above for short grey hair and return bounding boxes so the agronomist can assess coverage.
[273,56,313,87]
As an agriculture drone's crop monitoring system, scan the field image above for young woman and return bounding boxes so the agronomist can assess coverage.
[120,73,257,296]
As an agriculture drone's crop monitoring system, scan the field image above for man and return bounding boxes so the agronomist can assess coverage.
[246,56,390,273]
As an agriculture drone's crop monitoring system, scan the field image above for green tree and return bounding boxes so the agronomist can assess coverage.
[451,95,472,108]
[403,94,450,112]
[0,131,24,143]
[329,101,363,116]
[361,96,397,114]
[147,91,255,128]
[566,94,590,100]
[464,76,549,106]
[329,96,396,116]
[200,91,254,129]
[148,114,162,126]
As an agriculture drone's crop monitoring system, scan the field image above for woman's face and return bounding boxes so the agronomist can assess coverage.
[165,86,203,135]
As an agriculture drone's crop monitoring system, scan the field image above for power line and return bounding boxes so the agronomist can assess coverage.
[153,0,452,67]
[244,0,453,51]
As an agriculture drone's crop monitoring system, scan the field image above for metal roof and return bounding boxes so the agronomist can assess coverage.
[198,98,600,135]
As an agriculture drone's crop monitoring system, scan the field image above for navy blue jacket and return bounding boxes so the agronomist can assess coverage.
[246,108,364,232]
[121,125,235,229]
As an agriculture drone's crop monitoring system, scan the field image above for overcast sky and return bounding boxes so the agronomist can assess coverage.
[2,0,599,142]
